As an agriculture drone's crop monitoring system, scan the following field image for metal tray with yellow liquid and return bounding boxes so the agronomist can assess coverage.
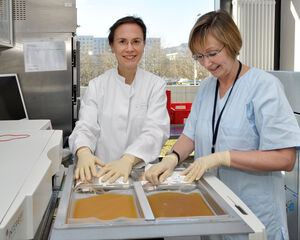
[50,165,267,240]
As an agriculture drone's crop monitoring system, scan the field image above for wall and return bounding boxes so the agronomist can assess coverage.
[280,0,300,71]
[166,85,198,103]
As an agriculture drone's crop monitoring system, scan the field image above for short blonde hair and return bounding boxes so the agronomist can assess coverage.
[188,10,242,58]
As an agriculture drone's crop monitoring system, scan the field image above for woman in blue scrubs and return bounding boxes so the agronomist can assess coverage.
[144,10,300,240]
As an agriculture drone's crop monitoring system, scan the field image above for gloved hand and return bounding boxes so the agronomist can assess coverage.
[98,154,139,184]
[75,147,105,182]
[144,154,178,185]
[181,151,230,183]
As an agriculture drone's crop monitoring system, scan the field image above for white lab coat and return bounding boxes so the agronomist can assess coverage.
[69,68,170,164]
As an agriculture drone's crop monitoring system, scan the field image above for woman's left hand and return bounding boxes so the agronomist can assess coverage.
[143,154,178,185]
[181,151,230,183]
[98,154,137,183]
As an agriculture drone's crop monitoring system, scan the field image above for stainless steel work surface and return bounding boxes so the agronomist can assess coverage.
[50,166,266,240]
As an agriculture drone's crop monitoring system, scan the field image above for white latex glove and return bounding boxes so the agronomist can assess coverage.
[75,147,105,182]
[143,154,178,185]
[98,154,139,184]
[181,151,231,183]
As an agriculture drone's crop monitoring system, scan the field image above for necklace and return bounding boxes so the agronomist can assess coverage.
[211,61,242,153]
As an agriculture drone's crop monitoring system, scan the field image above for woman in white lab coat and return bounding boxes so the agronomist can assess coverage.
[144,10,300,240]
[69,16,170,183]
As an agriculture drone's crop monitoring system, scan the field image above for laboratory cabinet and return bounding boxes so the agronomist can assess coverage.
[285,114,300,240]
[268,71,300,240]
[0,0,79,141]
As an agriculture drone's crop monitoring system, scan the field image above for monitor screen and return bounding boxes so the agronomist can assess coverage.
[0,74,28,120]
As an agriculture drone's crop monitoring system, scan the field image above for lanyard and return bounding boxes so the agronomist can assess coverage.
[211,61,242,154]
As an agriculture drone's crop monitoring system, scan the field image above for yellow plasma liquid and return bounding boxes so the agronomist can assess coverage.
[72,193,138,220]
[147,192,214,217]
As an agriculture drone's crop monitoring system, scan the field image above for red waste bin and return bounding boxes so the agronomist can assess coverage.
[170,103,192,124]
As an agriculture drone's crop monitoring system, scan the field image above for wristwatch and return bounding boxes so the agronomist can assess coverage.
[166,149,180,164]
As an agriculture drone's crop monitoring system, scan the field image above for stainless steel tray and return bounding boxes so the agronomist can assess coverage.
[50,165,266,240]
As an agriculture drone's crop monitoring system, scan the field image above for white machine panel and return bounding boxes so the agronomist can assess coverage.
[0,129,62,239]
[0,119,52,130]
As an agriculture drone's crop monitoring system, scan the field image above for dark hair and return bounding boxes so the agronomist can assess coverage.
[189,10,242,58]
[108,16,147,44]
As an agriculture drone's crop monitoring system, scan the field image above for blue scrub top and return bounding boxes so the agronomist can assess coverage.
[183,68,300,240]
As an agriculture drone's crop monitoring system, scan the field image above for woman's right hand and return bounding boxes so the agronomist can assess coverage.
[75,147,105,182]
[144,154,178,185]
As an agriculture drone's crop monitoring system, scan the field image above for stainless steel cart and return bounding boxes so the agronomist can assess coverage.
[50,166,266,240]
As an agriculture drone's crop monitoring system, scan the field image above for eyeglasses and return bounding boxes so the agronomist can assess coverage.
[192,46,225,61]
[115,39,144,48]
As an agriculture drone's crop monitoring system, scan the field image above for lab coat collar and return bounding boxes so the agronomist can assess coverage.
[113,68,126,83]
[113,68,138,98]
[113,67,141,86]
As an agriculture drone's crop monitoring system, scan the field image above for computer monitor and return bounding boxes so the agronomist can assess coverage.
[0,74,28,120]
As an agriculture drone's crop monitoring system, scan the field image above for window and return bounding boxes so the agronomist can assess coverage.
[76,0,214,86]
